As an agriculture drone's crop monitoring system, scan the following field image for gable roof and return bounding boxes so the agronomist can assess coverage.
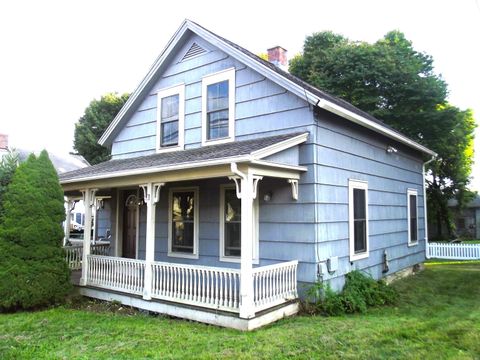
[98,20,436,157]
[61,132,307,184]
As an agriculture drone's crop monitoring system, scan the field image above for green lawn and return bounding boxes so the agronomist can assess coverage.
[1,262,479,359]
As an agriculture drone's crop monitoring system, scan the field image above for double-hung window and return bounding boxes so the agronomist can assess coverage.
[349,179,369,261]
[168,188,199,258]
[202,68,235,145]
[407,189,418,246]
[219,185,258,263]
[157,84,185,152]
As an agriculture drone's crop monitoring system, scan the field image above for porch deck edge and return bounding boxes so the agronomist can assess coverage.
[77,286,299,331]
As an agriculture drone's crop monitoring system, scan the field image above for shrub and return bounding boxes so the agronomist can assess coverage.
[0,150,19,217]
[0,151,71,311]
[304,270,398,316]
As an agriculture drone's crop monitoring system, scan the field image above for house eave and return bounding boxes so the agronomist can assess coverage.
[60,154,252,185]
[98,20,192,147]
[318,100,437,157]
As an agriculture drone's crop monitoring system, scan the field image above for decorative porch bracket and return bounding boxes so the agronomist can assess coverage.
[288,179,299,200]
[140,182,165,300]
[229,175,262,200]
[63,198,77,246]
[230,163,262,319]
[79,188,98,286]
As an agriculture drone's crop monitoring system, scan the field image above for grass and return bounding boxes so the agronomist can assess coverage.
[1,262,479,359]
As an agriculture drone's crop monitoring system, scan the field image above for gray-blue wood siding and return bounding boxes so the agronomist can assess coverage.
[95,200,112,240]
[311,110,426,290]
[111,34,313,159]
[102,31,429,292]
[135,178,317,284]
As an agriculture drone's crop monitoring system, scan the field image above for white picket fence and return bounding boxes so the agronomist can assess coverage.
[427,242,480,260]
[64,243,110,270]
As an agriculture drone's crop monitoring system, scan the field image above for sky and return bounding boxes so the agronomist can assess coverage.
[0,0,479,189]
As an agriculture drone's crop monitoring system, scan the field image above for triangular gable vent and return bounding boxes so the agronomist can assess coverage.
[181,42,207,61]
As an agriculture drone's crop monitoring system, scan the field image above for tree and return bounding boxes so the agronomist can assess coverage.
[290,31,476,238]
[0,151,71,311]
[0,149,19,217]
[73,92,129,165]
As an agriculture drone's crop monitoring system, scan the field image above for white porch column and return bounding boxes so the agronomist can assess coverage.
[63,198,75,246]
[80,188,97,286]
[141,182,164,300]
[231,163,262,319]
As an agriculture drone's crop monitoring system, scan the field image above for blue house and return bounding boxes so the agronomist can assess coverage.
[60,20,436,330]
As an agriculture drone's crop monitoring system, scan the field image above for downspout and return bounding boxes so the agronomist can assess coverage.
[423,155,436,258]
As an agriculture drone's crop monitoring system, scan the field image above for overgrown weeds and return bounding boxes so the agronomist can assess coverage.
[303,270,398,316]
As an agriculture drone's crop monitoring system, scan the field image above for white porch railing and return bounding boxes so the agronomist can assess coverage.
[64,243,110,270]
[427,242,480,260]
[65,245,83,270]
[86,255,145,295]
[253,260,298,312]
[81,255,298,314]
[151,262,241,312]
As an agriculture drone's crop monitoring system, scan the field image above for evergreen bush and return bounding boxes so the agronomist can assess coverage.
[0,151,71,311]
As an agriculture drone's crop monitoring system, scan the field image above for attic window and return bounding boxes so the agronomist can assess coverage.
[181,42,207,61]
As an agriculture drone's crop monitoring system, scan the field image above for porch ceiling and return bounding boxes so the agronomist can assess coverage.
[60,132,308,191]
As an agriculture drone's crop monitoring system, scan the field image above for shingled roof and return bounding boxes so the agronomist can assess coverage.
[60,132,306,183]
[193,21,386,128]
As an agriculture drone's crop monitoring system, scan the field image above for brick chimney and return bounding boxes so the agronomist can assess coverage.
[267,46,288,71]
[0,134,8,150]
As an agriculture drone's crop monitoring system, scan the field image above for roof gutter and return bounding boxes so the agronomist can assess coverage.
[318,99,437,157]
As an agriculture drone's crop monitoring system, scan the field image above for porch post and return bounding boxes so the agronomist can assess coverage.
[63,198,75,246]
[231,164,262,319]
[80,188,97,286]
[92,197,97,245]
[141,182,164,300]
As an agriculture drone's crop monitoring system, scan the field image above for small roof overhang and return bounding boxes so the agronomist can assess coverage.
[60,132,308,191]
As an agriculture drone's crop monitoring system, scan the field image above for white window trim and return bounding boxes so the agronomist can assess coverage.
[156,83,185,153]
[407,188,419,247]
[349,179,369,261]
[219,184,259,264]
[167,187,199,259]
[201,68,235,146]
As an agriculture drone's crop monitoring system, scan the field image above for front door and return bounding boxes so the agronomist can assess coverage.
[123,190,138,259]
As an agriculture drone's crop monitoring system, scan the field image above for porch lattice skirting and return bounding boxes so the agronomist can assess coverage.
[85,255,298,314]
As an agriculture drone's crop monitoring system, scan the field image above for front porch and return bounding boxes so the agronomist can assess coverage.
[70,255,298,330]
[61,133,307,329]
